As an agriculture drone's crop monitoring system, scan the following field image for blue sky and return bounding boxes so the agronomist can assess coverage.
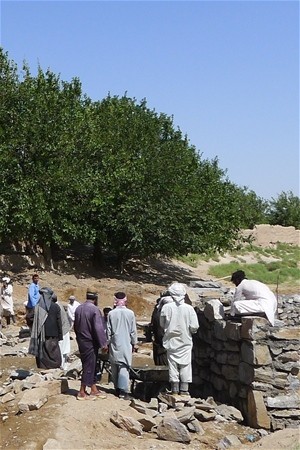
[1,0,299,200]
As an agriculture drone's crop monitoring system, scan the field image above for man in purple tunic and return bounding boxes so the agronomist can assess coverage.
[74,290,107,400]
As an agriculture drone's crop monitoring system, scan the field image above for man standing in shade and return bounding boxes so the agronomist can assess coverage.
[107,292,138,400]
[74,289,107,400]
[160,282,199,397]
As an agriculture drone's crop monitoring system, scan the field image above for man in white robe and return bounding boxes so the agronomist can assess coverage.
[67,295,80,328]
[230,270,277,326]
[160,282,199,396]
[1,277,16,326]
[107,292,138,400]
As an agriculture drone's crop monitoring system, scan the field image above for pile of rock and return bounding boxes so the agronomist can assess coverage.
[110,392,258,445]
[277,294,300,326]
[0,368,68,416]
[0,327,30,357]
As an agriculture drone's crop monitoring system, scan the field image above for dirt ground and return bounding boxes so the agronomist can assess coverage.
[0,249,299,450]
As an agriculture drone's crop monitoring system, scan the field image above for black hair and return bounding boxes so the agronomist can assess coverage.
[114,292,126,299]
[231,270,246,284]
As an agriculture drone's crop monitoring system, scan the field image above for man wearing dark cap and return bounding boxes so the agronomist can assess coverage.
[230,270,277,325]
[74,290,107,400]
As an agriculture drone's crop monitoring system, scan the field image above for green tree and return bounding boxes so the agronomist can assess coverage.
[266,191,300,229]
[233,187,268,229]
[0,49,20,239]
[1,49,267,269]
[83,95,244,267]
[0,49,91,258]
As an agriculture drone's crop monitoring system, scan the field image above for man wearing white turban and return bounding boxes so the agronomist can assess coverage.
[1,277,16,326]
[160,282,199,396]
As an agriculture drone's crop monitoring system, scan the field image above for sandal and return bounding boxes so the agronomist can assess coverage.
[90,391,107,399]
[77,394,96,401]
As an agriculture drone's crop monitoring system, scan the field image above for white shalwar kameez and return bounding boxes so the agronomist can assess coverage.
[160,287,199,384]
[58,302,71,370]
[67,301,80,327]
[230,279,277,326]
[0,284,14,316]
[107,306,138,392]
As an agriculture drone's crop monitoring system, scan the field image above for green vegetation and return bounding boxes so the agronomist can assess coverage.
[180,244,300,286]
[266,191,300,229]
[210,244,300,285]
[0,48,299,270]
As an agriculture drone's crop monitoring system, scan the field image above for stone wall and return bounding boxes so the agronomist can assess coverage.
[191,297,300,431]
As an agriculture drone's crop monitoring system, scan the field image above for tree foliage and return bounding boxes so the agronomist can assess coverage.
[233,187,268,229]
[1,48,298,268]
[266,191,300,229]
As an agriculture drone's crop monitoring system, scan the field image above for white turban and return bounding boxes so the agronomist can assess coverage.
[168,282,186,304]
[2,277,10,283]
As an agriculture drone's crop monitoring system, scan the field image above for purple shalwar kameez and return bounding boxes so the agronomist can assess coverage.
[74,301,107,387]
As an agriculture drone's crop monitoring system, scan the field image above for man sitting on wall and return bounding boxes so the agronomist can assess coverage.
[230,270,277,326]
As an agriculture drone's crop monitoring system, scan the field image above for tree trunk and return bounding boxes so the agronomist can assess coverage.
[93,240,104,267]
[42,243,54,270]
[116,252,125,274]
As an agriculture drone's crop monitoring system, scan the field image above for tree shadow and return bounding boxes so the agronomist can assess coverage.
[3,244,201,287]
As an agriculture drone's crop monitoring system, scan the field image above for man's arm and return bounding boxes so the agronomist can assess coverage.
[233,284,243,302]
[94,310,107,349]
[189,308,199,334]
[130,314,138,347]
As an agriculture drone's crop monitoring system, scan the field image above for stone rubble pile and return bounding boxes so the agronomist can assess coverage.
[0,368,68,415]
[1,364,266,446]
[277,294,300,326]
[0,327,30,357]
[110,392,264,445]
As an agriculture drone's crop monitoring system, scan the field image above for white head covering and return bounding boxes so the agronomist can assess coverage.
[2,277,10,283]
[168,282,186,305]
[157,295,173,310]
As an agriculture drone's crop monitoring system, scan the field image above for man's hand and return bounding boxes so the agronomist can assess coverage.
[132,344,139,353]
[101,345,108,353]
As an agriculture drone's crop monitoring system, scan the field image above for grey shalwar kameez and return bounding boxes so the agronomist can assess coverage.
[107,306,138,393]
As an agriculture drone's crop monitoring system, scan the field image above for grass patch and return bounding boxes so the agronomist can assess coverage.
[208,262,299,285]
[177,250,220,267]
[177,253,202,267]
[178,244,300,286]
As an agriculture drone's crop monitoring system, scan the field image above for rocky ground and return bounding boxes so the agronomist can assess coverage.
[0,249,299,450]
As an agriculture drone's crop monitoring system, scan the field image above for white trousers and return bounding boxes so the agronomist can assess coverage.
[59,333,71,369]
[231,300,266,317]
[167,352,192,383]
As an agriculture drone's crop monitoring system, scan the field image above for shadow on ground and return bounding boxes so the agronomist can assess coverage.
[6,245,201,287]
